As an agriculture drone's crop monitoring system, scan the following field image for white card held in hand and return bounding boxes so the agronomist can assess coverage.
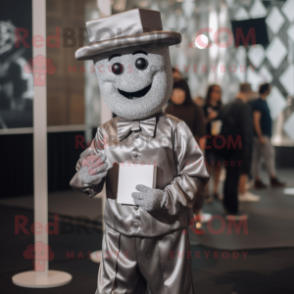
[117,164,157,205]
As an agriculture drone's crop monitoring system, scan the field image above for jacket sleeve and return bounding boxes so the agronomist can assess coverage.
[164,121,210,215]
[69,127,107,197]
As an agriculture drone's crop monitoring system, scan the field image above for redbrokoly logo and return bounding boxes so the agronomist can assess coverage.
[24,55,56,86]
[23,241,54,271]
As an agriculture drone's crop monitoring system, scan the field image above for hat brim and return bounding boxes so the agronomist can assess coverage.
[75,31,181,60]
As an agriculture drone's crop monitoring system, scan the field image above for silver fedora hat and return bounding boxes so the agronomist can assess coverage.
[75,8,181,60]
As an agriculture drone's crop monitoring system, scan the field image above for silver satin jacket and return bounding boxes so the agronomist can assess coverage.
[70,113,209,237]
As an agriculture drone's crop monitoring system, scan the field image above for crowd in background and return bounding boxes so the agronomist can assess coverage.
[165,68,285,221]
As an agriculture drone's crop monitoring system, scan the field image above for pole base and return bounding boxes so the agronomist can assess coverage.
[12,270,72,288]
[90,250,102,263]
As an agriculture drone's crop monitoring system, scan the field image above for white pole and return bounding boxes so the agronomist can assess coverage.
[33,0,48,277]
[12,0,72,287]
[90,0,112,264]
[97,0,111,17]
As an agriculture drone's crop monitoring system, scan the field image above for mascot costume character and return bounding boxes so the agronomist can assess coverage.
[70,8,209,294]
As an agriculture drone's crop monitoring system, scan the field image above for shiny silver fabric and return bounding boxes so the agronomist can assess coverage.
[117,116,156,141]
[86,9,163,44]
[70,112,209,237]
[95,224,194,294]
[70,112,209,293]
[75,9,181,60]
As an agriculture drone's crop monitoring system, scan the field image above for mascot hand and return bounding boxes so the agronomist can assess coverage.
[80,154,108,185]
[132,185,167,212]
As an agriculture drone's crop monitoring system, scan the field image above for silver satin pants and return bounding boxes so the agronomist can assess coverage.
[96,225,194,294]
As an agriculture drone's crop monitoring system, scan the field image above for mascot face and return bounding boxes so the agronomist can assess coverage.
[93,45,172,120]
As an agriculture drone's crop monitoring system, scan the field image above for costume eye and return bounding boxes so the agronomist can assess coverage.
[135,58,148,70]
[111,63,123,75]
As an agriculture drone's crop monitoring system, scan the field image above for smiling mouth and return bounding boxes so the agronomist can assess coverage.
[117,83,152,100]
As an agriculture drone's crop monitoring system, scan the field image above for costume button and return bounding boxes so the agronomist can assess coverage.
[134,133,139,139]
[133,206,139,210]
[133,221,139,228]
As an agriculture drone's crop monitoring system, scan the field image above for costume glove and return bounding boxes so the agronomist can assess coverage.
[79,153,108,185]
[132,185,168,212]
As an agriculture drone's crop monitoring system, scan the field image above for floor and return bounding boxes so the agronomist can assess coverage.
[1,168,294,293]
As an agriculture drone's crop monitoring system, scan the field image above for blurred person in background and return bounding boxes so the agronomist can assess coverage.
[218,83,253,220]
[172,67,183,80]
[194,96,204,107]
[165,79,210,223]
[203,85,222,202]
[162,67,184,113]
[165,79,205,149]
[252,83,285,188]
[238,84,260,202]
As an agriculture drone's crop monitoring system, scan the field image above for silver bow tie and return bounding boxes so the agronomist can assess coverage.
[117,116,156,141]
